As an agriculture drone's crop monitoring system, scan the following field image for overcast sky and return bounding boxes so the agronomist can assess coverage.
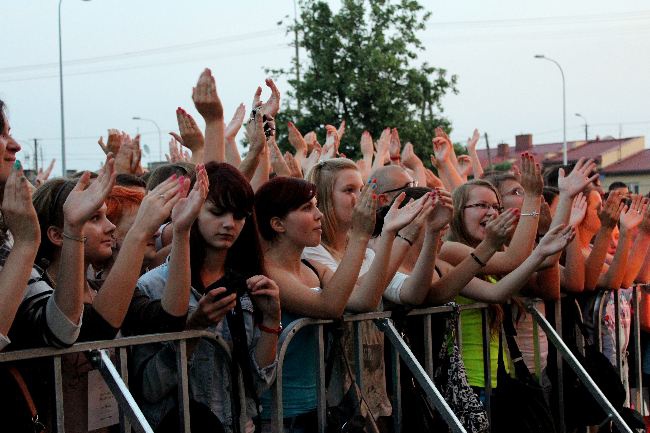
[2,0,649,175]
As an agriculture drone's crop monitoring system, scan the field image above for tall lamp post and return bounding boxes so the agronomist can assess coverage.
[535,54,567,165]
[575,113,588,141]
[58,0,91,176]
[132,117,162,162]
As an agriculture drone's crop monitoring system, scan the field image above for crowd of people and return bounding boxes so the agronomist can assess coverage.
[0,65,649,433]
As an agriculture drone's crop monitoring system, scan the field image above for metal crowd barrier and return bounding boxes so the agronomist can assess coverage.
[0,329,222,433]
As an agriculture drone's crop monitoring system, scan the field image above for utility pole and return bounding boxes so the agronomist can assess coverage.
[484,132,492,169]
[293,0,301,112]
[33,139,39,173]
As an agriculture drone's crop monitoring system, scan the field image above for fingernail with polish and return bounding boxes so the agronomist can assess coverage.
[13,160,22,171]
[372,194,377,200]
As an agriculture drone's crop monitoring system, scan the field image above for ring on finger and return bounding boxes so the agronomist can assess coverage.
[159,193,166,200]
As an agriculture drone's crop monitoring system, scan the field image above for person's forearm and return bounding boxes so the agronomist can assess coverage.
[238,148,262,181]
[562,235,585,293]
[93,230,149,327]
[347,233,395,312]
[0,241,38,334]
[225,138,242,167]
[503,194,541,266]
[322,233,370,316]
[161,231,192,317]
[412,163,428,188]
[254,328,279,368]
[489,251,547,300]
[203,120,225,163]
[189,148,204,165]
[635,249,650,283]
[426,240,498,304]
[585,227,613,290]
[399,229,440,305]
[250,149,269,191]
[54,223,86,323]
[469,149,484,179]
[598,227,632,289]
[526,263,560,300]
[621,232,650,288]
[437,161,465,191]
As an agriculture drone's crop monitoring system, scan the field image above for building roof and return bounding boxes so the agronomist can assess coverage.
[601,148,650,175]
[475,140,582,168]
[543,137,636,164]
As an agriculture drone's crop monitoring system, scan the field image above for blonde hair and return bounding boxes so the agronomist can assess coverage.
[306,158,359,250]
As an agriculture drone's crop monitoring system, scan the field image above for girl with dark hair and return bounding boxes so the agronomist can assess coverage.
[254,176,381,431]
[132,162,281,433]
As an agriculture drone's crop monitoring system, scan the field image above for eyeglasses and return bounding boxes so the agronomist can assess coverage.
[382,181,417,195]
[463,202,503,212]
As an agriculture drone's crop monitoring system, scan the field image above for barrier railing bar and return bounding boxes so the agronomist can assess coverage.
[480,308,491,429]
[90,349,153,433]
[554,298,566,433]
[118,347,132,433]
[597,292,608,352]
[423,315,433,379]
[353,321,363,388]
[375,318,467,433]
[632,285,643,415]
[532,304,542,383]
[316,325,327,433]
[528,304,633,433]
[614,290,623,377]
[0,330,214,364]
[54,355,66,433]
[390,337,402,433]
[175,340,191,433]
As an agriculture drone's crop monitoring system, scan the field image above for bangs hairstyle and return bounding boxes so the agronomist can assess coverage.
[373,186,431,237]
[105,186,144,225]
[447,179,502,247]
[32,178,78,263]
[306,158,358,248]
[190,162,264,289]
[254,177,316,242]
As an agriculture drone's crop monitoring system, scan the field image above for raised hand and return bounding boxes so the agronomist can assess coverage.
[599,191,625,230]
[3,161,40,245]
[424,168,444,189]
[172,107,205,155]
[337,120,346,142]
[166,137,188,163]
[268,136,291,177]
[132,174,186,237]
[244,109,266,156]
[304,131,321,153]
[519,152,543,196]
[350,181,378,239]
[569,192,588,227]
[284,152,303,178]
[253,78,281,118]
[63,153,116,229]
[192,68,223,122]
[35,159,56,187]
[248,275,281,324]
[557,157,598,198]
[287,121,308,158]
[535,224,576,258]
[98,129,121,155]
[620,194,647,231]
[225,103,246,142]
[374,128,391,167]
[640,203,650,234]
[360,131,374,160]
[382,192,427,235]
[467,128,480,153]
[301,148,321,177]
[456,154,473,179]
[323,124,340,158]
[389,128,401,162]
[171,164,209,232]
[401,142,422,170]
[432,127,452,162]
[483,208,519,249]
[427,189,454,231]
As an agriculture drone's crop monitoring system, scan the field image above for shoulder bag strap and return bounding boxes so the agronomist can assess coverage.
[6,367,46,432]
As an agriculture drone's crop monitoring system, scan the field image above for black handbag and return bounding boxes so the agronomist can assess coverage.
[490,304,557,433]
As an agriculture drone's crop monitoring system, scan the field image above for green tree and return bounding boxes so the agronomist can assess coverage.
[268,0,457,162]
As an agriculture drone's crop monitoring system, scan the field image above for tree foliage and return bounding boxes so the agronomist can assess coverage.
[268,0,458,162]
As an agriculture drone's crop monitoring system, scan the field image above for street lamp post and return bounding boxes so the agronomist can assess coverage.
[132,117,162,162]
[575,113,588,141]
[535,54,567,165]
[58,0,91,177]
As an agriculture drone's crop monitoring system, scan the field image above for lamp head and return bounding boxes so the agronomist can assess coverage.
[132,116,141,120]
[534,54,545,59]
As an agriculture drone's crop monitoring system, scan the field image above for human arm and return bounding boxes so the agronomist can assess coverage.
[171,107,205,165]
[287,121,308,166]
[0,163,40,338]
[224,103,245,166]
[248,275,281,368]
[401,142,427,187]
[561,194,587,292]
[466,129,484,179]
[238,110,266,182]
[34,159,56,188]
[193,68,225,163]
[360,131,374,177]
[371,128,391,172]
[432,127,465,191]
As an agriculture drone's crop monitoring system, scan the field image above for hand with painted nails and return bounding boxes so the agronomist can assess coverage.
[2,161,40,246]
[171,107,205,156]
[599,191,625,230]
[383,192,427,236]
[389,128,401,162]
[248,275,281,324]
[193,68,223,122]
[467,128,480,153]
[360,131,374,160]
[133,173,186,237]
[432,127,453,162]
[284,152,303,178]
[287,121,308,158]
[171,164,209,233]
[519,153,543,196]
[427,189,454,232]
[225,104,246,142]
[484,209,519,250]
[620,194,647,232]
[569,192,588,227]
[350,181,378,239]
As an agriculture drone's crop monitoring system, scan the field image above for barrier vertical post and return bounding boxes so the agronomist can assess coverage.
[423,315,433,379]
[175,340,191,433]
[390,338,402,433]
[353,322,363,389]
[632,285,644,414]
[614,290,623,377]
[554,299,566,433]
[118,347,132,433]
[54,355,66,433]
[316,324,327,433]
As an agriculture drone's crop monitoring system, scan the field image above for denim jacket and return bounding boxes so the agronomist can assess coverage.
[131,263,277,432]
